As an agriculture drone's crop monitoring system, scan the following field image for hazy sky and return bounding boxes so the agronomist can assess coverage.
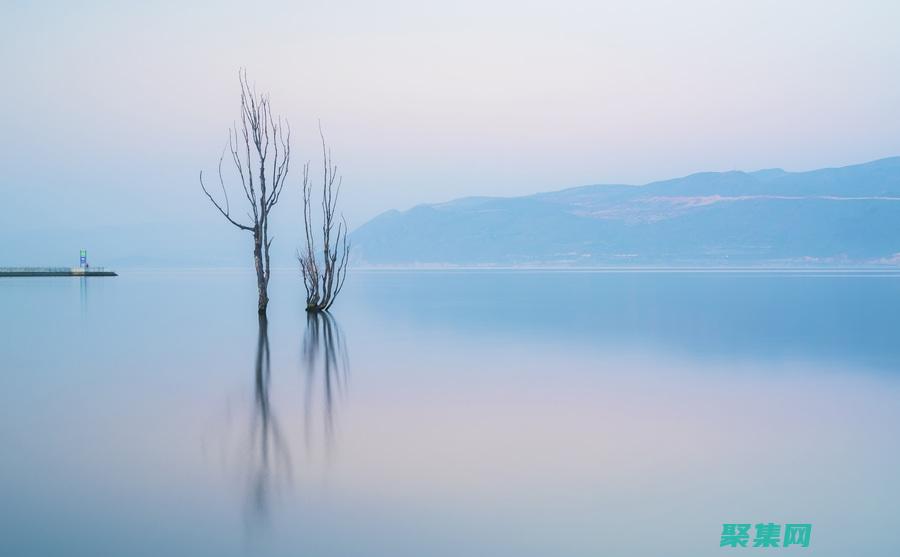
[2,0,900,265]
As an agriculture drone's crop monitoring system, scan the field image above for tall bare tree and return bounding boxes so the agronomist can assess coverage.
[201,70,290,314]
[298,127,350,312]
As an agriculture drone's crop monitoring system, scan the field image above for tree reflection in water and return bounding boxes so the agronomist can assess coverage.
[246,314,291,524]
[242,311,350,526]
[301,311,350,456]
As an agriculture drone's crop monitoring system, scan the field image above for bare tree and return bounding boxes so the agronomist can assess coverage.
[298,127,350,312]
[201,69,290,314]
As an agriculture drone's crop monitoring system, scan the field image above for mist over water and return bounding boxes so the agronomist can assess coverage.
[1,270,899,556]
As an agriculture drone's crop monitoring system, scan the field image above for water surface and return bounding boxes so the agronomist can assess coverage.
[1,270,899,556]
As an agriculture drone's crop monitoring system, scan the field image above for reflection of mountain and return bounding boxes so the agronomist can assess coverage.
[354,270,900,372]
[353,156,900,266]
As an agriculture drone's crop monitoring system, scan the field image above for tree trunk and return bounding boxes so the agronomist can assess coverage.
[254,236,268,314]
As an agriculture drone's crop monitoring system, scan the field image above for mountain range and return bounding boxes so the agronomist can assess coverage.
[351,157,900,267]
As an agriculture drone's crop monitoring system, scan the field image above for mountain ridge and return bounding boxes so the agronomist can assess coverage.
[352,156,900,267]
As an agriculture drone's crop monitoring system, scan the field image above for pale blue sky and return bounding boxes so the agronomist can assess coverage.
[2,0,900,266]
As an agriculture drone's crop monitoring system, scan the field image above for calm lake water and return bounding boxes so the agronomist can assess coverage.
[2,270,899,556]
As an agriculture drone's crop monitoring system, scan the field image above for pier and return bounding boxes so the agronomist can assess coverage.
[1,250,117,277]
[0,267,117,277]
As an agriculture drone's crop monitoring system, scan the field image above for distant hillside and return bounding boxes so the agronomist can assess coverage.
[351,157,900,267]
